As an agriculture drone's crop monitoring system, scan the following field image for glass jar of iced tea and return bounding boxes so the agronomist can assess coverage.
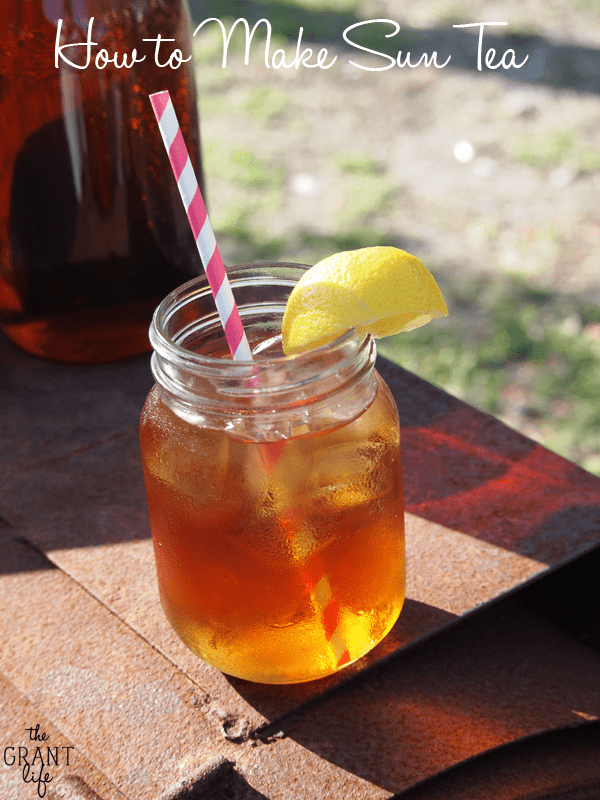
[139,264,406,683]
[0,0,202,362]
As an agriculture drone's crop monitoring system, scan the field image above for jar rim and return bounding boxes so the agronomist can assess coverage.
[147,263,377,437]
[149,262,367,379]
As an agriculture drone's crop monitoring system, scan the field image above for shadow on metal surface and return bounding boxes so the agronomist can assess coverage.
[237,594,600,795]
[391,720,600,800]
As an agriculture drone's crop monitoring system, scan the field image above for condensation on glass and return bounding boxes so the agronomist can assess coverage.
[139,265,406,684]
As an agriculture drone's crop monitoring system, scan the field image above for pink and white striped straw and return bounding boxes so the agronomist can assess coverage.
[149,90,252,362]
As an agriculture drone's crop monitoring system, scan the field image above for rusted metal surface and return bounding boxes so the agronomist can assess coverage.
[0,335,153,483]
[253,598,599,796]
[1,329,599,798]
[0,672,126,800]
[0,537,390,799]
[392,721,600,800]
[377,358,600,565]
[1,346,598,705]
[0,537,233,798]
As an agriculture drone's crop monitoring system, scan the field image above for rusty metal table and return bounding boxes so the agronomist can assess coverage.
[1,328,599,800]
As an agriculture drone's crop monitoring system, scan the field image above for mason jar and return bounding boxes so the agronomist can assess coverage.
[139,264,405,683]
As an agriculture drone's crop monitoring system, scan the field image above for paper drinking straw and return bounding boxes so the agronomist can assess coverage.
[149,90,252,362]
[149,90,350,672]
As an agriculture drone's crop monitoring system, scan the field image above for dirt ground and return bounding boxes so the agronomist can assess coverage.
[185,0,600,471]
[190,0,600,294]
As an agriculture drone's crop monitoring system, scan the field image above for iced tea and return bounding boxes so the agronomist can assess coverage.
[139,265,405,683]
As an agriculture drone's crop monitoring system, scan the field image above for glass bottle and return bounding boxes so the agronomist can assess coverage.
[0,0,203,362]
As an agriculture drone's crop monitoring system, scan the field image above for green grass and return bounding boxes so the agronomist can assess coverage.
[190,26,600,478]
[200,124,600,478]
[188,0,364,43]
[243,86,292,120]
[511,130,600,175]
[188,0,421,53]
[430,0,470,26]
[574,0,600,12]
[208,144,285,188]
[333,152,383,174]
[334,176,399,227]
[378,274,600,475]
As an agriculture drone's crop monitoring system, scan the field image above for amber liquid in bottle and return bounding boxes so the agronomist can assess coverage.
[0,0,203,362]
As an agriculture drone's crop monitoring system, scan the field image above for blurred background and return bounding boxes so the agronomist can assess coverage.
[187,0,600,476]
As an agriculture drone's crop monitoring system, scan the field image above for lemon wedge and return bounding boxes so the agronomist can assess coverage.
[282,246,448,355]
